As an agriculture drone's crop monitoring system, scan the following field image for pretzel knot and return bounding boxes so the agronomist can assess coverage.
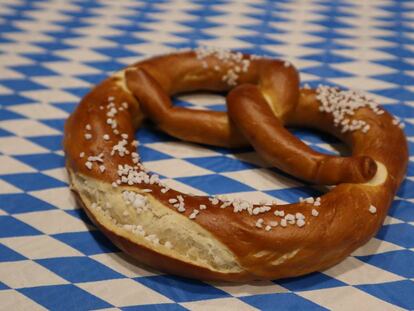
[64,48,408,281]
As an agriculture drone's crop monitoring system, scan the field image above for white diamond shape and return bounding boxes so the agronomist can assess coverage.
[144,159,213,178]
[223,169,303,191]
[176,93,225,107]
[42,168,69,184]
[44,61,101,76]
[34,76,91,89]
[181,298,258,311]
[0,260,68,288]
[0,137,48,155]
[211,279,287,297]
[331,76,397,91]
[0,235,83,259]
[0,290,46,311]
[159,178,207,196]
[29,187,76,210]
[332,61,397,77]
[14,210,90,234]
[64,36,116,48]
[91,252,157,278]
[352,238,403,256]
[334,48,396,62]
[323,257,403,285]
[145,141,220,159]
[0,84,12,94]
[0,42,44,54]
[198,37,252,50]
[0,66,24,80]
[8,103,68,120]
[55,47,110,62]
[134,31,185,44]
[22,89,80,103]
[77,279,172,307]
[0,155,36,175]
[0,119,61,137]
[125,43,176,57]
[0,179,22,194]
[298,286,404,311]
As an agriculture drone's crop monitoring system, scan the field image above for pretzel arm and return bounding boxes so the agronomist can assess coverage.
[125,68,248,148]
[227,84,377,184]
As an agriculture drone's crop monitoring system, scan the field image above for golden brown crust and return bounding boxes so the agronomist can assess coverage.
[63,50,408,281]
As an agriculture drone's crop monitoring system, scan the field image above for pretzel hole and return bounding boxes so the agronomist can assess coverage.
[172,92,228,112]
[135,93,325,204]
[174,93,350,157]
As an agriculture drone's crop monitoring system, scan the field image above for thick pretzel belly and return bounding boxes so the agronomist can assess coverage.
[64,50,408,281]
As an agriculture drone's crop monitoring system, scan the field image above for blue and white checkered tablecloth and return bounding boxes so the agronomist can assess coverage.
[0,0,413,310]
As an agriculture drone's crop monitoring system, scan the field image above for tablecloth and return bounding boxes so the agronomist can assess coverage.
[0,0,413,310]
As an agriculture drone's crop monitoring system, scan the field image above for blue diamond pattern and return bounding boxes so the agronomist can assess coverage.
[52,231,119,255]
[19,285,111,311]
[240,293,328,311]
[136,275,229,302]
[36,257,124,283]
[0,0,413,309]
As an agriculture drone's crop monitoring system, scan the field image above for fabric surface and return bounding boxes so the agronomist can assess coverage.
[0,0,413,310]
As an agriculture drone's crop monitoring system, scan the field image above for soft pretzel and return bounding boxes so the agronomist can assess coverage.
[64,48,408,281]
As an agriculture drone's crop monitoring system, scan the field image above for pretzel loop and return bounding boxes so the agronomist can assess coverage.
[125,53,376,185]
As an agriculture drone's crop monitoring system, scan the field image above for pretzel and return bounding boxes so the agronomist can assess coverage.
[64,48,408,281]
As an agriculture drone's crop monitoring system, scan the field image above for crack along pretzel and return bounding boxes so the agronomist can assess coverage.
[64,48,408,281]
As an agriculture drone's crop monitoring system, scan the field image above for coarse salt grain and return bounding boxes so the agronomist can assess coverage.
[84,133,92,140]
[311,209,319,217]
[209,197,219,205]
[194,46,251,86]
[103,134,110,140]
[274,210,285,217]
[297,219,305,227]
[369,205,377,214]
[270,221,278,227]
[189,209,199,219]
[295,213,305,220]
[255,218,264,228]
[316,85,382,133]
